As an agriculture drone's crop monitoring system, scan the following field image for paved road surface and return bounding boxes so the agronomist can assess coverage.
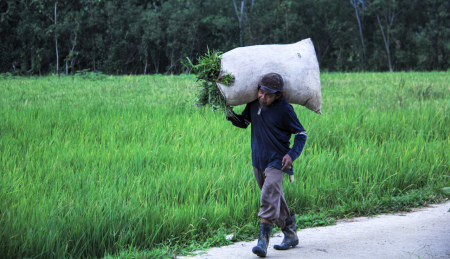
[177,201,450,259]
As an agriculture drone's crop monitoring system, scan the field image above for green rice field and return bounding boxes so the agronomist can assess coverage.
[1,72,449,258]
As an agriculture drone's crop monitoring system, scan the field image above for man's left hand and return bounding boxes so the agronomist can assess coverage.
[281,154,292,171]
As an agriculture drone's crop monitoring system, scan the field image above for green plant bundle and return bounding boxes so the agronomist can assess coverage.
[185,48,233,113]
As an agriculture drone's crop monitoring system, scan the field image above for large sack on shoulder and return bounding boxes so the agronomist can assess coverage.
[217,38,322,114]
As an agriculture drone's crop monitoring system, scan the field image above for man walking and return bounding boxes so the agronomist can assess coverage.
[226,73,307,257]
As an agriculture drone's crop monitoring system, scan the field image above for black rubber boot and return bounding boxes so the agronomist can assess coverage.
[273,214,299,250]
[252,223,273,257]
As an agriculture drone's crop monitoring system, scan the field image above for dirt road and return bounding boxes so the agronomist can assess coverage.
[177,201,450,259]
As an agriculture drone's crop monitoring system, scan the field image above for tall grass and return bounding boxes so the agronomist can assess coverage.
[0,72,449,258]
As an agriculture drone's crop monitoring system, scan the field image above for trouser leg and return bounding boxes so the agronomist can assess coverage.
[253,167,290,229]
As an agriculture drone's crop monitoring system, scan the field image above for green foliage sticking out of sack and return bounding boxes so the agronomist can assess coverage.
[194,81,227,111]
[185,48,234,113]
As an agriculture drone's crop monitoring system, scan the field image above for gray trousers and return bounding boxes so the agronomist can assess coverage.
[253,167,290,229]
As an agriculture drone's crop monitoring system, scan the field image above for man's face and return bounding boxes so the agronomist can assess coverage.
[258,88,277,106]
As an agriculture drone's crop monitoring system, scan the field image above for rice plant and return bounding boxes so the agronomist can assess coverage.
[0,72,448,258]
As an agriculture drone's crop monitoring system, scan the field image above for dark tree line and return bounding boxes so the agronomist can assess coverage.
[1,0,449,75]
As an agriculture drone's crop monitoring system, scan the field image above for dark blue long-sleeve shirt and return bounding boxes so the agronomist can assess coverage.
[227,99,307,175]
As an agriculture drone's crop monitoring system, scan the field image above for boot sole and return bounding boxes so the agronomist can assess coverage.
[273,240,299,250]
[252,247,267,257]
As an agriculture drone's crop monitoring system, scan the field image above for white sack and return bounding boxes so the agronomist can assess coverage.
[217,38,322,114]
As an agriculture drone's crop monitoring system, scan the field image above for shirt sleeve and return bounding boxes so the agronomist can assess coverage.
[287,131,307,161]
[284,105,307,161]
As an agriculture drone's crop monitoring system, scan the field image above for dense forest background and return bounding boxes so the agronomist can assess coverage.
[1,0,449,75]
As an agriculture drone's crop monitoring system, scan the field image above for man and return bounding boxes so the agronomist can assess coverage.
[226,73,307,257]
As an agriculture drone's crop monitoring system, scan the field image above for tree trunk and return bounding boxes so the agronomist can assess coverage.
[144,59,148,75]
[285,8,289,42]
[54,1,59,74]
[351,0,365,63]
[234,0,245,46]
[376,14,393,72]
[153,52,160,74]
[68,20,79,75]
